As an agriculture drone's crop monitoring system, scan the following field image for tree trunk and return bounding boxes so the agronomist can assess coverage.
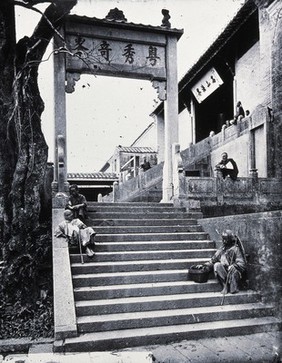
[0,0,76,303]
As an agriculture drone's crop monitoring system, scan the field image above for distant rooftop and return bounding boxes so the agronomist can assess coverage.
[116,146,157,153]
[67,172,118,180]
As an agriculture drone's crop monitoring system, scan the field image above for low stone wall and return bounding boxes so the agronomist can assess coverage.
[52,207,77,340]
[199,210,282,319]
[102,162,163,203]
[181,117,250,176]
[181,176,282,217]
[181,105,270,178]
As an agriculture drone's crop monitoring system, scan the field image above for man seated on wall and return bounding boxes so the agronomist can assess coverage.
[230,101,245,125]
[215,152,239,180]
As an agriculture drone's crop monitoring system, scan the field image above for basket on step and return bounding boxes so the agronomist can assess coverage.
[188,265,210,283]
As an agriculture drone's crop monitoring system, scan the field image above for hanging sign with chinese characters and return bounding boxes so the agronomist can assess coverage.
[191,68,224,103]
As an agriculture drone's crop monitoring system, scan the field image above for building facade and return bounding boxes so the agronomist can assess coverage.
[150,0,281,179]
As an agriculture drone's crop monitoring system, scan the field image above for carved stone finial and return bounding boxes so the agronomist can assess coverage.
[105,8,127,22]
[161,9,171,28]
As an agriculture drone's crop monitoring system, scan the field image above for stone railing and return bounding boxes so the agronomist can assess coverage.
[180,117,250,173]
[102,162,164,202]
[52,198,77,340]
[180,175,282,217]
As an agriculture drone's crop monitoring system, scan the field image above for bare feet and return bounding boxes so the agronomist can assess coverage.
[221,287,228,295]
[86,247,95,258]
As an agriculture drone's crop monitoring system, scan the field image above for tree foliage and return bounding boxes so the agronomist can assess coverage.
[0,0,77,337]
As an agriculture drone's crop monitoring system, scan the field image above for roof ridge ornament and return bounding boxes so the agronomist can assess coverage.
[161,9,171,29]
[105,8,127,22]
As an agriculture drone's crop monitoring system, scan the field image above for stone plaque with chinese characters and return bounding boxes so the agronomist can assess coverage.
[65,34,166,78]
[63,14,183,93]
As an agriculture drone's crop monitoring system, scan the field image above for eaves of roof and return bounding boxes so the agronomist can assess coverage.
[152,0,257,115]
[66,14,183,40]
[116,146,157,153]
[67,172,118,180]
[178,0,257,93]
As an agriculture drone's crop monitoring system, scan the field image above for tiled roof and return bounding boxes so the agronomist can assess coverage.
[152,0,257,115]
[178,0,257,92]
[66,14,183,40]
[67,172,118,180]
[116,146,157,153]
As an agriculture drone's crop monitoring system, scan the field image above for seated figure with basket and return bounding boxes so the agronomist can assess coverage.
[189,230,247,295]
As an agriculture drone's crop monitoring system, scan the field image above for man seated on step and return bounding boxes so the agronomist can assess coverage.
[55,210,95,258]
[66,184,88,222]
[197,230,247,294]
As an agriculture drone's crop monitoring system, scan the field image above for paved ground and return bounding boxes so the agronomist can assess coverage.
[130,331,282,363]
[1,331,281,362]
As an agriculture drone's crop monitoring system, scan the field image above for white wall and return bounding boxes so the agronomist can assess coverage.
[179,109,193,151]
[235,41,260,114]
[254,125,267,177]
[210,133,250,177]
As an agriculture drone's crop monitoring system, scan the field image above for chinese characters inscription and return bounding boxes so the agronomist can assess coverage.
[122,43,135,64]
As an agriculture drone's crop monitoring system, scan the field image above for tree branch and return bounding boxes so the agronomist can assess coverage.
[15,0,77,67]
[14,0,53,6]
[14,0,65,41]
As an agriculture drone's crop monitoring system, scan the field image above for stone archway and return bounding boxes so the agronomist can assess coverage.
[52,8,183,203]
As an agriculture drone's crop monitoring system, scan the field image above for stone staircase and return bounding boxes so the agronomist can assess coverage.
[54,202,280,352]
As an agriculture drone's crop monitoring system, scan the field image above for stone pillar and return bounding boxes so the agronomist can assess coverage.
[190,99,196,144]
[233,76,237,115]
[113,181,119,203]
[249,129,258,179]
[155,113,165,163]
[221,124,227,142]
[162,35,179,202]
[53,32,68,195]
[271,2,282,178]
[172,143,183,199]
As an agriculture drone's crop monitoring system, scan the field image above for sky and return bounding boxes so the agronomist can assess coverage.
[15,0,244,172]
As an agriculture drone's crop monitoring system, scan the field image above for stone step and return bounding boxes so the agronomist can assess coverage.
[58,200,279,353]
[54,317,281,352]
[73,280,220,300]
[70,248,217,263]
[88,218,199,226]
[77,303,274,333]
[72,268,201,287]
[75,291,261,316]
[71,257,214,274]
[90,240,215,251]
[87,212,203,220]
[95,232,209,242]
[92,224,203,234]
[87,205,186,213]
[88,202,173,207]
